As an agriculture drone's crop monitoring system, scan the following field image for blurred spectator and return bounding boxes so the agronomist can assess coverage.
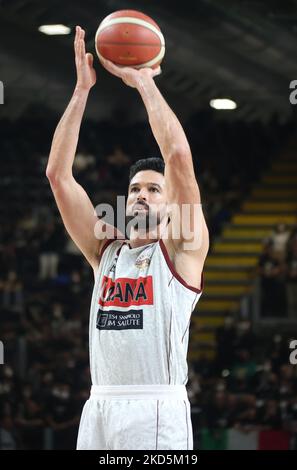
[73,148,95,173]
[286,239,297,319]
[2,270,24,313]
[38,222,63,280]
[268,334,289,372]
[63,239,82,273]
[234,320,256,354]
[268,223,291,258]
[215,316,236,371]
[260,400,282,429]
[0,410,17,450]
[229,349,257,394]
[255,364,280,400]
[278,365,296,402]
[45,382,80,449]
[15,384,44,449]
[106,145,130,167]
[258,242,287,317]
[203,387,232,430]
[233,405,259,431]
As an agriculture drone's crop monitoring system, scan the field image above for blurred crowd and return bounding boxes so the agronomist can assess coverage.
[188,320,297,449]
[258,224,297,318]
[0,110,293,448]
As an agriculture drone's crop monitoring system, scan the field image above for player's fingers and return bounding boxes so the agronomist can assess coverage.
[101,58,122,77]
[75,27,83,60]
[153,66,162,77]
[100,57,112,71]
[80,28,85,49]
[80,38,86,59]
[74,26,79,52]
[76,36,81,59]
[86,53,93,67]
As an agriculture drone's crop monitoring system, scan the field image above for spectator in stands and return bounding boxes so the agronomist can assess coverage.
[286,396,297,435]
[0,410,17,450]
[260,399,282,429]
[268,223,290,258]
[234,320,256,355]
[267,334,289,373]
[203,386,231,430]
[278,365,296,402]
[2,270,24,313]
[63,239,82,273]
[258,241,287,317]
[233,405,260,432]
[73,146,96,174]
[45,382,80,449]
[38,222,63,280]
[286,238,297,319]
[15,384,44,449]
[256,369,280,401]
[215,316,236,371]
[229,349,257,394]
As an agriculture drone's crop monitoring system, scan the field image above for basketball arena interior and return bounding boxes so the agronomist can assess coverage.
[0,0,297,451]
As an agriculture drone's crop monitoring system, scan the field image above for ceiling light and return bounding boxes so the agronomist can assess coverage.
[210,98,237,110]
[38,24,71,35]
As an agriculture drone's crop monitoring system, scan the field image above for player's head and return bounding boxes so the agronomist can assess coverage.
[126,157,168,232]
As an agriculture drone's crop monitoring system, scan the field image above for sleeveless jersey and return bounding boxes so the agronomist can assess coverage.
[89,239,202,386]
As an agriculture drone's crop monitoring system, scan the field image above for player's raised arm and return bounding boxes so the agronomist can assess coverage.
[46,26,119,273]
[100,60,209,257]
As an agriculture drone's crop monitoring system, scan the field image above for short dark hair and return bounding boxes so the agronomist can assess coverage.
[129,157,165,183]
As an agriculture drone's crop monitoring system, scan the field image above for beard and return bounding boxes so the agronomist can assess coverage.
[126,207,161,234]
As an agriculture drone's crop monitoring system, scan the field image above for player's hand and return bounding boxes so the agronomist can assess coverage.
[74,25,96,91]
[100,58,161,89]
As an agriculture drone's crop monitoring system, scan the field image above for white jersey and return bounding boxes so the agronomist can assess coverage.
[89,239,203,386]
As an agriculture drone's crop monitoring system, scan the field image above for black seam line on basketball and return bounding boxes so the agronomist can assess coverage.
[99,42,162,46]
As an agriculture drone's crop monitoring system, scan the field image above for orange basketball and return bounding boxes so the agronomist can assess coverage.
[95,10,165,69]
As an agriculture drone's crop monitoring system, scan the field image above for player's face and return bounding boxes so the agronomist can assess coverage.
[126,170,167,226]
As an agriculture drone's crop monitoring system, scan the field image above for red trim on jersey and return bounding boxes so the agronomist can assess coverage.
[159,239,203,294]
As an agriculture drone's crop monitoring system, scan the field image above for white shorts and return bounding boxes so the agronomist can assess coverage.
[76,384,193,450]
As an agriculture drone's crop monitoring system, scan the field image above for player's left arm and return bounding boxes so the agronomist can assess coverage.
[100,61,209,260]
[136,73,209,258]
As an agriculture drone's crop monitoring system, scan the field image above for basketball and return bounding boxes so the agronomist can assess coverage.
[95,10,165,69]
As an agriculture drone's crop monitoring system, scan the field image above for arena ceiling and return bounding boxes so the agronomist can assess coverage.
[1,0,297,123]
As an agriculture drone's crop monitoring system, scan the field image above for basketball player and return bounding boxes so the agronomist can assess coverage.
[46,26,209,450]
